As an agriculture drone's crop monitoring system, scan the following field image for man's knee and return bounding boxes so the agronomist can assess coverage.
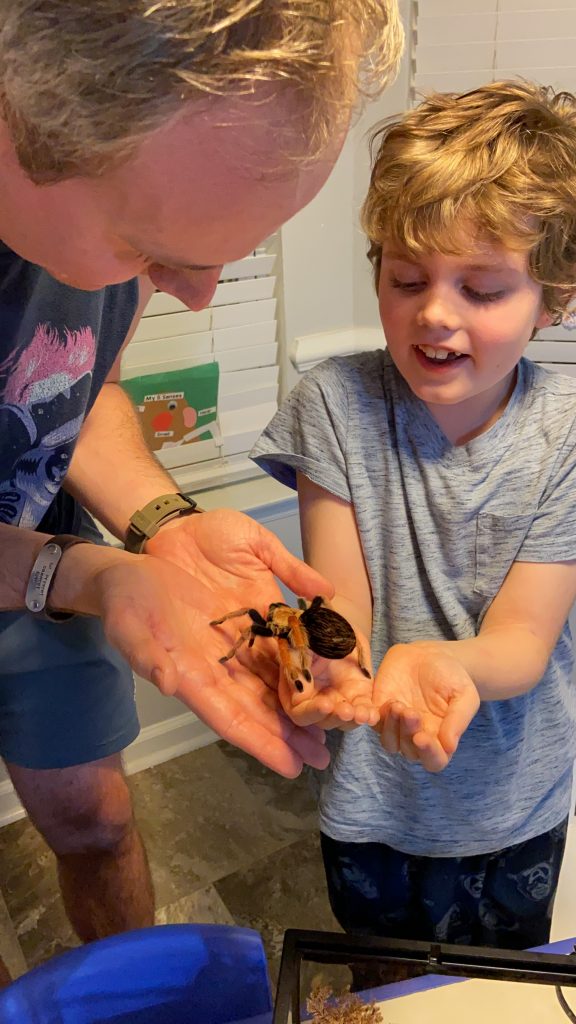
[49,797,137,857]
[8,756,137,856]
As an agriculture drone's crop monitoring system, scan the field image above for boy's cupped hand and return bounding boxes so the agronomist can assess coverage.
[373,643,481,772]
[275,626,380,732]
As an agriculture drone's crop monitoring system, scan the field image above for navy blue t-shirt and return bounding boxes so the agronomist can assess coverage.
[0,243,138,533]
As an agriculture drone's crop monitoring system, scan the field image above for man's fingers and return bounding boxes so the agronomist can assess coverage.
[284,722,330,771]
[258,530,335,601]
[105,617,180,695]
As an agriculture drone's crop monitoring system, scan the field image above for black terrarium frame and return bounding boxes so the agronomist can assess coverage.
[273,929,576,1024]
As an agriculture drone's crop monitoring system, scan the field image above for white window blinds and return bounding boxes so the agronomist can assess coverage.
[414,0,576,372]
[121,245,278,489]
[414,0,576,97]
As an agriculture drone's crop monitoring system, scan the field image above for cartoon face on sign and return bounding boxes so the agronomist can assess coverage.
[138,391,211,450]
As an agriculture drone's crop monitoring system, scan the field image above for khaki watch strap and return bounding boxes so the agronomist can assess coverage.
[124,492,203,553]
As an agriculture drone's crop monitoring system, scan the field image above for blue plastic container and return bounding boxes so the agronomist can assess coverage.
[0,924,273,1023]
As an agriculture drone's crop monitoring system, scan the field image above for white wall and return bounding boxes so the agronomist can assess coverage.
[352,0,414,329]
[278,0,414,394]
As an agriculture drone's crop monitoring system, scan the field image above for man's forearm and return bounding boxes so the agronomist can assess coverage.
[0,522,128,613]
[64,383,177,539]
[415,625,551,700]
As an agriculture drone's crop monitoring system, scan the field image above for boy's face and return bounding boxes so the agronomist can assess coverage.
[378,240,551,428]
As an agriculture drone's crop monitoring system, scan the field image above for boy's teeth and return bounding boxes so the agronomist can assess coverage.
[418,345,453,361]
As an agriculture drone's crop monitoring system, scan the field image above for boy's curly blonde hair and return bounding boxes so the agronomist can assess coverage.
[362,80,576,322]
[0,0,403,184]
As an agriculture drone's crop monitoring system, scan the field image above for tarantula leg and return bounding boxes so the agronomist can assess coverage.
[210,607,267,627]
[284,613,312,681]
[276,638,311,693]
[218,627,252,664]
[356,640,372,679]
[210,607,251,626]
[297,595,327,613]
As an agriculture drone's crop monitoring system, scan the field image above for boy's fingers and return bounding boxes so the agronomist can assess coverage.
[438,690,480,754]
[353,701,380,727]
[378,701,403,753]
[411,732,450,772]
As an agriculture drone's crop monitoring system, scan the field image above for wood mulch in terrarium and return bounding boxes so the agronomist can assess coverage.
[306,985,384,1023]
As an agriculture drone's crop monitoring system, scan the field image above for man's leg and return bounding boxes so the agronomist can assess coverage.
[6,754,154,942]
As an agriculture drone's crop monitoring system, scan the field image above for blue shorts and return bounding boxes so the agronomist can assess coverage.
[0,508,140,770]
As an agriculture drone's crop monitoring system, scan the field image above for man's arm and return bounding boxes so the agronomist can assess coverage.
[64,381,176,538]
[41,281,334,777]
[64,277,177,538]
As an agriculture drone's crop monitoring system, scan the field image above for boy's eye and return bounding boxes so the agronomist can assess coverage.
[463,286,507,304]
[389,275,425,291]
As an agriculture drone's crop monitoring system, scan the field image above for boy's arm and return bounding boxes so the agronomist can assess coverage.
[285,474,378,729]
[298,474,373,636]
[421,559,576,700]
[375,559,576,771]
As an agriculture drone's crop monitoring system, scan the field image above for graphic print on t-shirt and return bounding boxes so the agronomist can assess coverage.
[0,322,96,527]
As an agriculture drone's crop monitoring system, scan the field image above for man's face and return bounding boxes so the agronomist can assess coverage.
[0,92,344,309]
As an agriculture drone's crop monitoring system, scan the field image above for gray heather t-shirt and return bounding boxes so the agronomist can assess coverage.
[251,349,576,856]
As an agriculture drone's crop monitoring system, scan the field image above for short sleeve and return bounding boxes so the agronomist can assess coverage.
[251,359,351,502]
[517,437,576,562]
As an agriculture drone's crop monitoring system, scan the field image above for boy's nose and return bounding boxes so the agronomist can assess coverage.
[416,295,460,332]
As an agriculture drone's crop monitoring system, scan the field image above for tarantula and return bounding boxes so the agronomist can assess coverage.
[210,595,370,692]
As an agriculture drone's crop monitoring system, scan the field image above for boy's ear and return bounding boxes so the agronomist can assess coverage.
[535,307,554,330]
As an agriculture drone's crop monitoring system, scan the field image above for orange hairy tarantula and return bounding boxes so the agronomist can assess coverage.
[210,596,370,691]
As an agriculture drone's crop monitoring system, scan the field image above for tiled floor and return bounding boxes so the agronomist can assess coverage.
[1,738,576,995]
[0,740,342,985]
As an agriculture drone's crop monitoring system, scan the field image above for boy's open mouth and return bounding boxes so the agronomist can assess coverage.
[415,344,467,365]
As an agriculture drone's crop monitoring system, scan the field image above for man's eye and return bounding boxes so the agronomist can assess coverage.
[464,286,506,304]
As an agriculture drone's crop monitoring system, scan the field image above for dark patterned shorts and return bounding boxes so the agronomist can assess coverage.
[321,819,569,951]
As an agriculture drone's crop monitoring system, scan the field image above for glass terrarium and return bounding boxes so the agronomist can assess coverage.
[273,929,576,1024]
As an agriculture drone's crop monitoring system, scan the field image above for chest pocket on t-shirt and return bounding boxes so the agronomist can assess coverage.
[474,511,535,598]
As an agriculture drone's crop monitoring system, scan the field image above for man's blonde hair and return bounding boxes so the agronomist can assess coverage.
[0,0,403,184]
[362,80,576,321]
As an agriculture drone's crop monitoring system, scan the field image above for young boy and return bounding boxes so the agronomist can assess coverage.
[251,80,576,953]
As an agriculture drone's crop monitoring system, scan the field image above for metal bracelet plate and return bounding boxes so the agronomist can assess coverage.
[25,542,63,613]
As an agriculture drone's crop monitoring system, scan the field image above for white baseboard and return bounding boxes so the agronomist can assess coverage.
[0,713,217,829]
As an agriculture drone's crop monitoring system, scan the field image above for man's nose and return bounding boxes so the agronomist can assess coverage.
[147,265,223,311]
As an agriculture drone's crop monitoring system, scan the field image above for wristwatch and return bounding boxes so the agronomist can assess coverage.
[124,492,203,553]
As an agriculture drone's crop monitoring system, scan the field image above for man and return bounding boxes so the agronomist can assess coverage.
[0,0,403,971]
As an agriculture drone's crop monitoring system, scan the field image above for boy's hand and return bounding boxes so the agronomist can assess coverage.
[374,643,481,772]
[276,631,378,731]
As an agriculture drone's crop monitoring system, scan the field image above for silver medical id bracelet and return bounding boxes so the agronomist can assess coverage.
[25,534,90,621]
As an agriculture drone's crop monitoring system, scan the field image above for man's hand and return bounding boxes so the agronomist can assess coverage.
[374,643,481,772]
[90,552,330,779]
[145,507,333,611]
